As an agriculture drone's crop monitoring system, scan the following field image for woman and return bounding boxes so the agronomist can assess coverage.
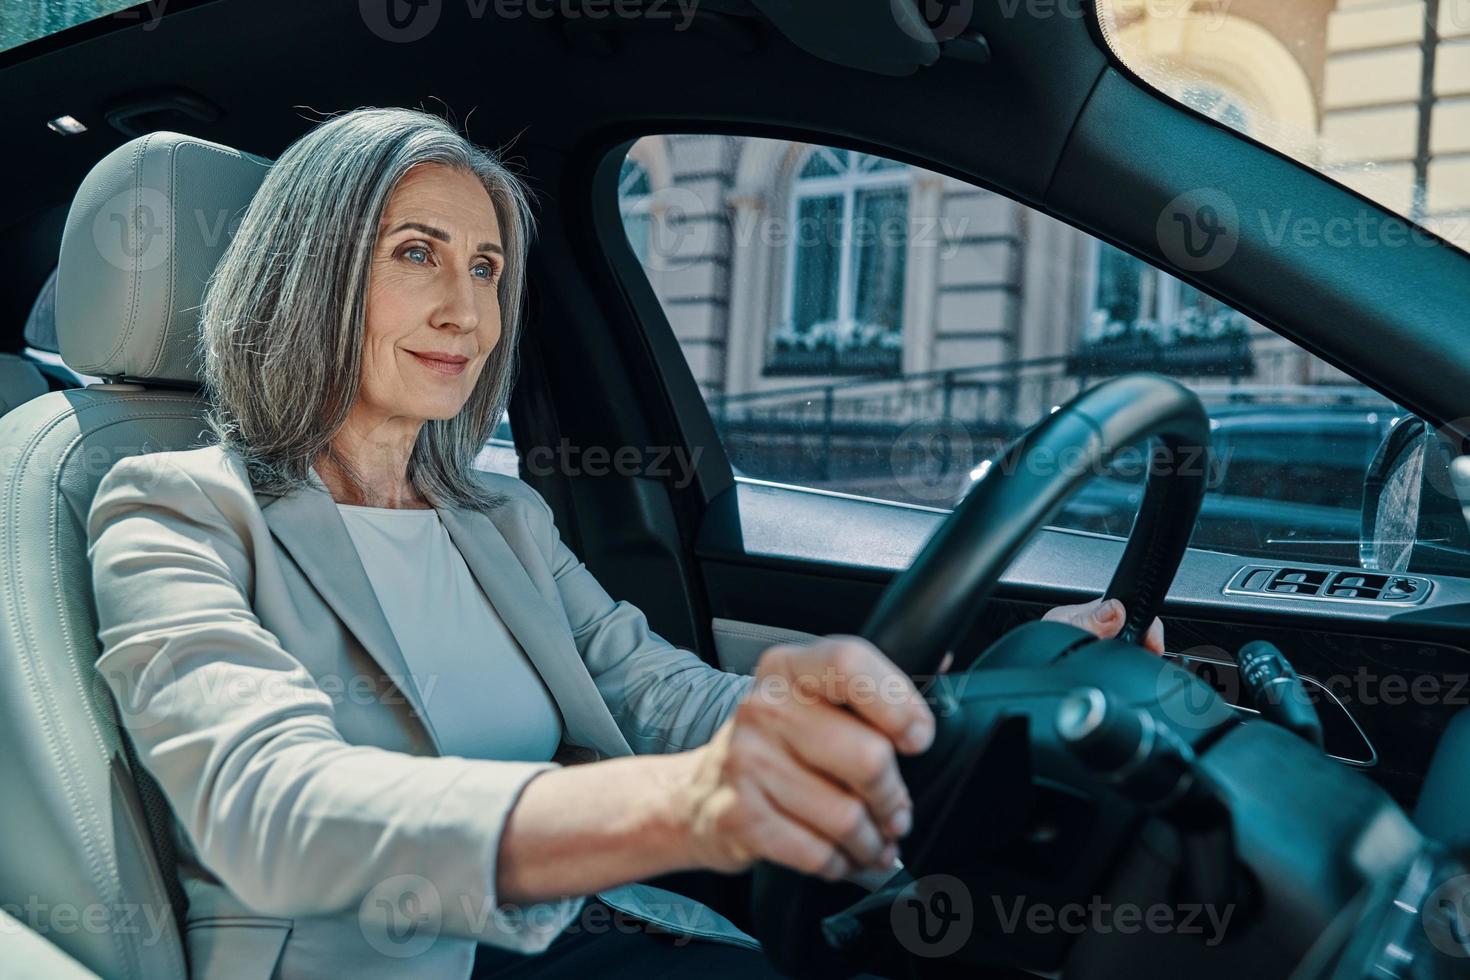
[86,107,1163,980]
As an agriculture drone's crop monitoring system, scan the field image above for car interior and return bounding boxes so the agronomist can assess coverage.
[4,1,1470,978]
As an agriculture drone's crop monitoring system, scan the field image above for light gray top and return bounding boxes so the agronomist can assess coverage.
[336,502,564,762]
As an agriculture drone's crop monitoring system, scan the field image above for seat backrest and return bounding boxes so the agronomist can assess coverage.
[24,267,60,355]
[0,132,269,980]
[2,268,69,418]
[0,352,48,415]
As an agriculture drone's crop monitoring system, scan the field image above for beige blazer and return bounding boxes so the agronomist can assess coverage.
[86,444,758,980]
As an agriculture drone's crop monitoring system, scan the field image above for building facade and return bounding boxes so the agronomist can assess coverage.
[618,0,1462,418]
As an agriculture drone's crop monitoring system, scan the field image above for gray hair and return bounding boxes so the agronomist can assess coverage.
[198,106,536,510]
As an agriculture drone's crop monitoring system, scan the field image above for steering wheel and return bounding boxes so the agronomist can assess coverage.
[750,373,1212,978]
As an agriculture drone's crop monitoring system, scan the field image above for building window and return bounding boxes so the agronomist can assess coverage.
[767,148,910,376]
[1073,83,1253,378]
[618,158,652,265]
[1075,239,1252,377]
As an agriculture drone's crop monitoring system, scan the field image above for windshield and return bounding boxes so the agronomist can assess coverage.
[1096,0,1469,254]
[2,1,141,55]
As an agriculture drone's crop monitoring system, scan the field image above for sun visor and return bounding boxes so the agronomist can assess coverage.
[746,0,947,76]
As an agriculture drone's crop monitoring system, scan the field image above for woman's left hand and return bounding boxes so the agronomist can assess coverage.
[1041,597,1166,654]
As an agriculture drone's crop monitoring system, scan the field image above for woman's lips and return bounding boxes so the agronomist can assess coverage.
[407,351,468,376]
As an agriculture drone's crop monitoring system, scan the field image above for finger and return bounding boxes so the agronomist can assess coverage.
[1045,599,1166,652]
[762,638,935,754]
[1144,616,1166,655]
[1045,598,1124,638]
[740,733,895,866]
[747,695,913,835]
[1085,598,1126,637]
[740,781,853,882]
[1080,601,1165,653]
[1041,601,1089,625]
[1043,599,1107,630]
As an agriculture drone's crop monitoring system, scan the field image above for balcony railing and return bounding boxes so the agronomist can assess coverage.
[764,343,902,377]
[708,347,1377,500]
[1066,330,1254,379]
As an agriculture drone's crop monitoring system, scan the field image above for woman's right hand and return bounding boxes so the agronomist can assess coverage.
[675,636,936,881]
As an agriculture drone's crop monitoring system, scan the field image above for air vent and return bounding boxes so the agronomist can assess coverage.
[1226,565,1430,605]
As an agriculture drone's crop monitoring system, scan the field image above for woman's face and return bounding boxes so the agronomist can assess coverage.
[357,162,505,427]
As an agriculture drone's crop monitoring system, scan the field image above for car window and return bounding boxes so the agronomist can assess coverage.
[23,268,59,352]
[1095,0,1469,255]
[614,134,1422,570]
[474,416,518,478]
[2,1,140,54]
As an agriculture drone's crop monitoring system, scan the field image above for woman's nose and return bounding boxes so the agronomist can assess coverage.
[430,270,480,333]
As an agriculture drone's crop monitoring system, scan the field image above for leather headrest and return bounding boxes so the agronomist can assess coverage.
[56,132,270,384]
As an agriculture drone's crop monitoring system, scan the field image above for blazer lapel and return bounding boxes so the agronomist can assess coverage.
[438,505,633,759]
[259,467,441,748]
[259,465,632,760]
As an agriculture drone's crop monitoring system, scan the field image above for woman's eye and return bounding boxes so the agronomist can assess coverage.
[472,263,501,283]
[404,246,430,264]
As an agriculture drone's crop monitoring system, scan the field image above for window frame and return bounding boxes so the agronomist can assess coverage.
[617,158,653,265]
